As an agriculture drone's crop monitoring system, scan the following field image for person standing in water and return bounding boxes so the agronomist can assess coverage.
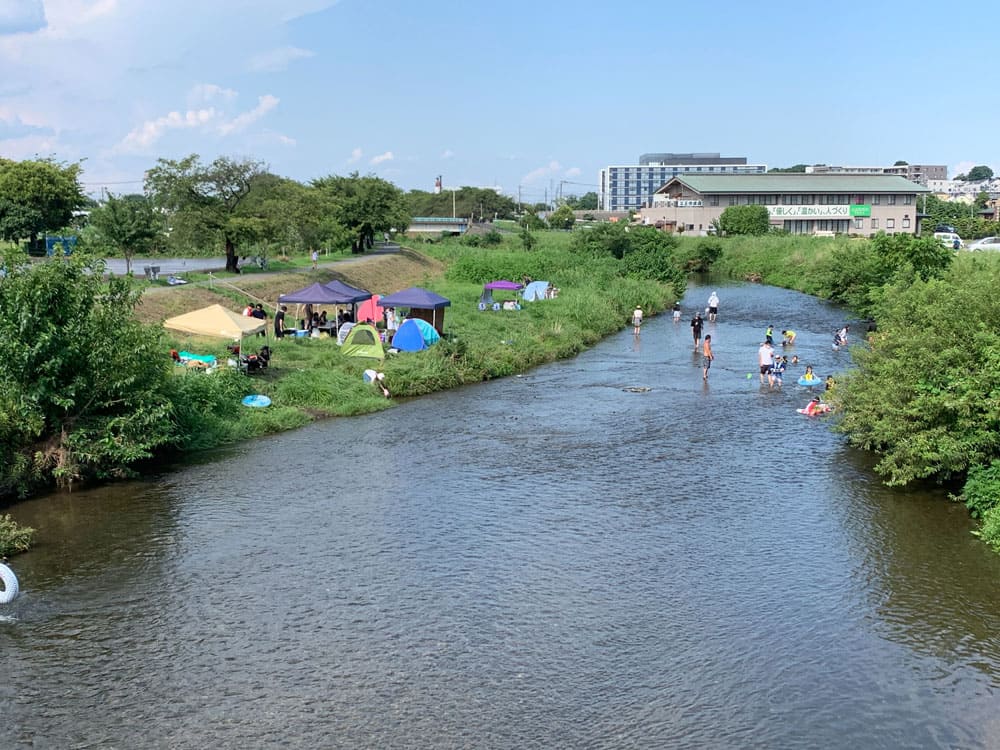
[758,340,775,385]
[707,291,720,322]
[632,306,643,335]
[702,334,714,380]
[672,302,681,322]
[691,312,704,350]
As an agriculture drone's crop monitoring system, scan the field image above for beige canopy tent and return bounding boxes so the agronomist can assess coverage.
[163,304,266,340]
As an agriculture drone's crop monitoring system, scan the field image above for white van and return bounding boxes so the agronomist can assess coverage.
[933,232,964,249]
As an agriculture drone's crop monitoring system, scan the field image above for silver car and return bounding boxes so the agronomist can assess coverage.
[968,236,1000,252]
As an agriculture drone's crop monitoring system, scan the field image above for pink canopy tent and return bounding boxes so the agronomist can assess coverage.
[355,295,383,325]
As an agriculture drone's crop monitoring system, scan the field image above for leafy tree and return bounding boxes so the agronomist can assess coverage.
[718,205,770,236]
[966,165,994,182]
[975,191,990,210]
[404,187,517,221]
[0,158,85,246]
[144,154,267,272]
[87,193,164,274]
[0,250,175,496]
[240,174,349,257]
[313,172,410,253]
[869,231,952,282]
[619,227,686,295]
[768,164,808,173]
[565,192,598,210]
[519,212,546,231]
[893,160,909,166]
[571,221,631,259]
[549,204,576,230]
[519,224,536,251]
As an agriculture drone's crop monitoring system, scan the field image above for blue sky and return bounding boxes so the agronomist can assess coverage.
[1,0,997,202]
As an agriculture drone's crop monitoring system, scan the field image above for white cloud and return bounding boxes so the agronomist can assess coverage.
[274,133,296,146]
[117,107,218,152]
[370,150,393,165]
[248,45,314,73]
[522,160,561,184]
[0,132,60,160]
[441,149,454,159]
[347,147,362,163]
[564,167,581,178]
[0,0,45,34]
[188,83,238,104]
[217,94,279,135]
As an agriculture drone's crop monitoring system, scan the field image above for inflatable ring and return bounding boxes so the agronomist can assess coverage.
[0,562,19,604]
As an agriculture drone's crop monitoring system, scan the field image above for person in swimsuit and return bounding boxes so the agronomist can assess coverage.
[702,334,714,380]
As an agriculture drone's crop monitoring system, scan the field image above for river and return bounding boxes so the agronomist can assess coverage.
[3,281,1000,749]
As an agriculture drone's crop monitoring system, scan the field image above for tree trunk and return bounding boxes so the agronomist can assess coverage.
[225,237,238,272]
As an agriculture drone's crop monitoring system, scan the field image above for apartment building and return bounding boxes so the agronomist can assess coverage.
[599,152,766,211]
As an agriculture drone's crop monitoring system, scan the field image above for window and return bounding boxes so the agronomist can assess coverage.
[728,195,737,206]
[872,195,880,205]
[886,218,895,229]
[854,218,864,230]
[902,217,911,229]
[888,195,897,205]
[710,195,719,206]
[871,218,879,229]
[904,195,912,205]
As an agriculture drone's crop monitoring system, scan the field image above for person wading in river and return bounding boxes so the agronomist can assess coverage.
[702,334,714,381]
[691,312,704,351]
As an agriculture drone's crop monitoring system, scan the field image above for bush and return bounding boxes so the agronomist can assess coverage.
[0,514,34,556]
[719,205,770,235]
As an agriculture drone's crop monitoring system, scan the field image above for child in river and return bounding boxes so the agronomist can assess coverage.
[802,365,817,382]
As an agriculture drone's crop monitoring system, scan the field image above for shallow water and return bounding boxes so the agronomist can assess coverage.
[3,281,1000,749]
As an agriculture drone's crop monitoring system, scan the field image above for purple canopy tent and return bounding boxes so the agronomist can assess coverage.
[278,282,348,305]
[323,279,373,304]
[483,280,523,291]
[379,287,451,334]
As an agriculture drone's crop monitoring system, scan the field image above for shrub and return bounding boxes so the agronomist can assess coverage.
[0,514,34,556]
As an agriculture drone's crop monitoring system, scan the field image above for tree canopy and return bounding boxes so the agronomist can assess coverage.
[965,165,994,182]
[718,204,770,236]
[144,154,267,272]
[86,193,163,274]
[313,172,410,253]
[0,158,85,245]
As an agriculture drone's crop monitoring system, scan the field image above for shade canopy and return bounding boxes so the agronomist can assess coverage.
[378,287,451,310]
[355,294,383,325]
[484,280,523,291]
[278,282,350,305]
[323,279,373,304]
[163,304,266,340]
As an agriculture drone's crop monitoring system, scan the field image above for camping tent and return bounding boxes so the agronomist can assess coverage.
[355,294,383,326]
[378,287,451,334]
[341,323,384,360]
[163,304,266,340]
[391,318,441,352]
[336,321,356,345]
[522,281,551,302]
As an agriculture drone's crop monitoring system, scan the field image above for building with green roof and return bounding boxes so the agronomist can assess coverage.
[640,174,929,236]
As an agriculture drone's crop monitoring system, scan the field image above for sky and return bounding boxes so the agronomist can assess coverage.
[1,0,998,203]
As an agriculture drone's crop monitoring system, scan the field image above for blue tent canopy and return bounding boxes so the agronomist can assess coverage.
[378,287,451,309]
[278,282,349,305]
[323,279,373,304]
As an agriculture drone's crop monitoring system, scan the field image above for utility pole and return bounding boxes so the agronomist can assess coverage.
[517,185,522,215]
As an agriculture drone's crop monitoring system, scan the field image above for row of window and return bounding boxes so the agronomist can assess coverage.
[607,166,763,176]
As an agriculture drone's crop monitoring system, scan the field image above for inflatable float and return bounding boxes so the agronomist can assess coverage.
[0,562,19,604]
[797,377,822,387]
[241,394,272,408]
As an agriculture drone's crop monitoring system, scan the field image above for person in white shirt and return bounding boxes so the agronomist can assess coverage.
[758,341,775,385]
[632,306,643,335]
[707,291,720,322]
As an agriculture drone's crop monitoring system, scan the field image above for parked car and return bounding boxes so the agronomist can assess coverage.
[968,236,1000,252]
[933,231,964,249]
[934,223,956,234]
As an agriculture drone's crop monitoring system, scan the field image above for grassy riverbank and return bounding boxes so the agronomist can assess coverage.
[0,229,685,554]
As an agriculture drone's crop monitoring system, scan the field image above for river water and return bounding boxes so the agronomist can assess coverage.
[3,282,1000,749]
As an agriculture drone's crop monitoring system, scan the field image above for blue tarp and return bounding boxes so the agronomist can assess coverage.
[522,281,550,301]
[392,318,441,352]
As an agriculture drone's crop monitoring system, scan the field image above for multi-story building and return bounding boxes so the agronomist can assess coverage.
[599,152,766,211]
[639,174,929,237]
[805,163,946,185]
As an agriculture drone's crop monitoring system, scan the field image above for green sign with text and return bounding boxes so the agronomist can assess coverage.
[850,204,872,217]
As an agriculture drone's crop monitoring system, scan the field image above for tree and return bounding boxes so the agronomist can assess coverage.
[87,194,163,274]
[0,250,175,496]
[566,192,598,210]
[313,172,410,253]
[404,187,517,221]
[0,158,85,246]
[768,164,808,173]
[519,224,536,251]
[718,205,770,236]
[144,154,266,272]
[893,160,909,166]
[966,165,994,182]
[549,204,576,230]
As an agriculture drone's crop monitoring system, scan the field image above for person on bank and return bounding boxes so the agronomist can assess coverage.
[274,305,287,338]
[707,291,720,322]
